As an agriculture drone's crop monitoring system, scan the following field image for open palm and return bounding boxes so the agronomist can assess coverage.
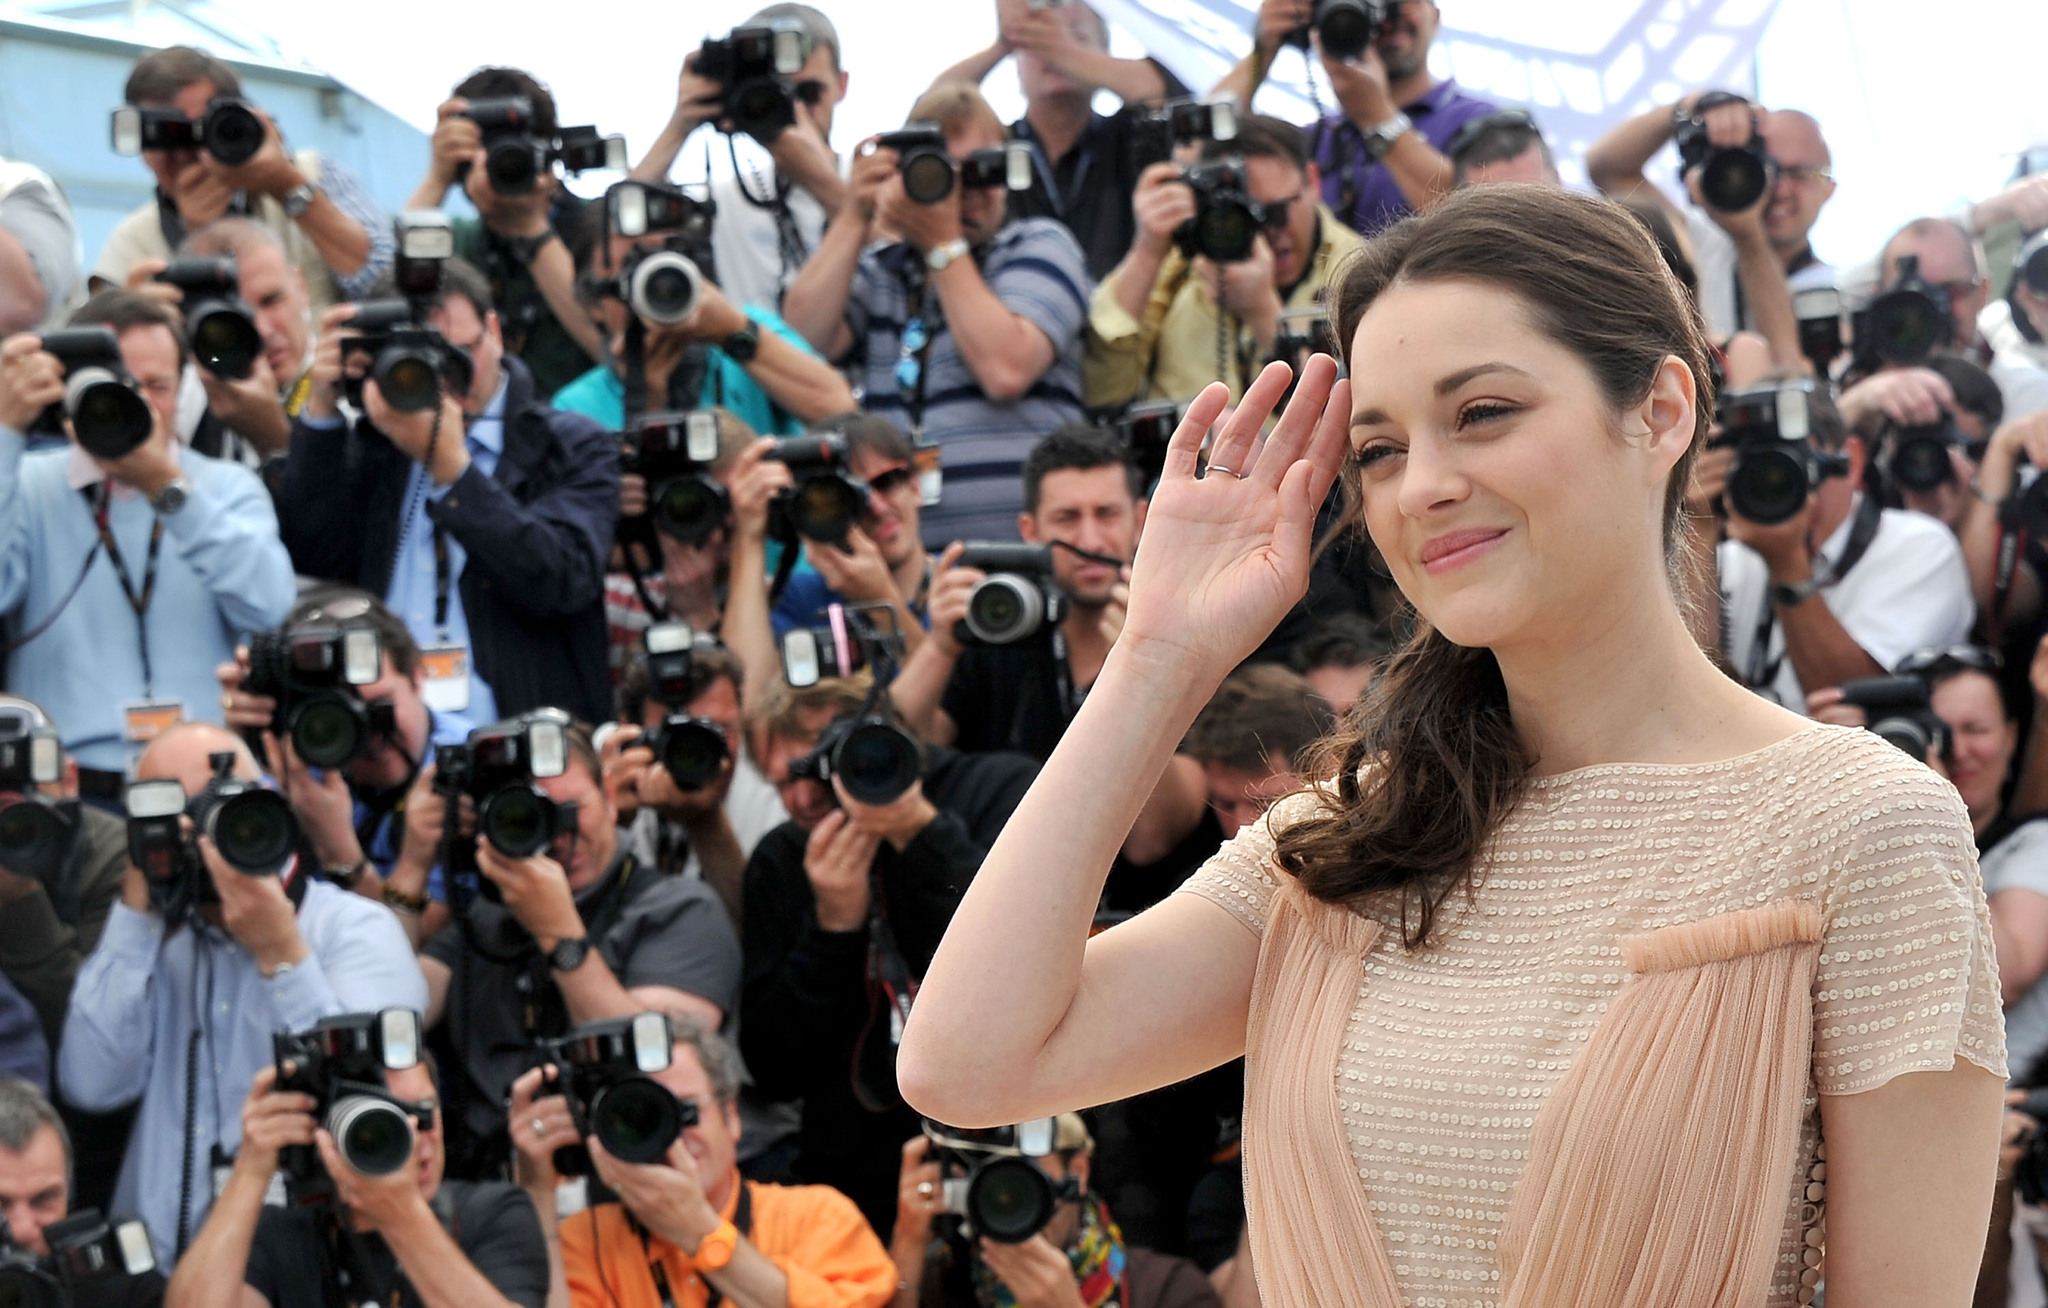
[1122,356,1352,675]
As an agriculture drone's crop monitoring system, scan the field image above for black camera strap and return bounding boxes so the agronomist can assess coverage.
[1991,494,2030,644]
[726,137,814,291]
[851,869,918,1115]
[632,1180,753,1308]
[900,266,940,441]
[87,484,165,697]
[1744,491,1883,693]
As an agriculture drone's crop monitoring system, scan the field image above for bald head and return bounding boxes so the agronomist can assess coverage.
[137,722,261,796]
[1761,110,1830,168]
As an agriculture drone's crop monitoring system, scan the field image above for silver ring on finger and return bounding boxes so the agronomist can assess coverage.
[1206,464,1242,479]
[532,1118,548,1135]
[916,1180,935,1198]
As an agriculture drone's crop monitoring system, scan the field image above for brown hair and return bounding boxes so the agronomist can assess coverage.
[1184,664,1331,776]
[905,83,1007,141]
[68,288,191,371]
[1272,184,1713,948]
[125,45,243,105]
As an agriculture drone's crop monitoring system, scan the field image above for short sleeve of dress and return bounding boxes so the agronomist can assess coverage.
[1811,740,2008,1094]
[1176,790,1325,936]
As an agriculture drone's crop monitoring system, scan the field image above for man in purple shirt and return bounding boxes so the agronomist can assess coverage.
[1214,0,1496,236]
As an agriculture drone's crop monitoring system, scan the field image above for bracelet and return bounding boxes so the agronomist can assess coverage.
[1971,475,2006,507]
[382,884,429,916]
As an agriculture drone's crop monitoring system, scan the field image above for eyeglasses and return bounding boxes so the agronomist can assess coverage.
[867,465,917,497]
[1772,162,1834,185]
[1895,645,2002,677]
[1260,192,1302,232]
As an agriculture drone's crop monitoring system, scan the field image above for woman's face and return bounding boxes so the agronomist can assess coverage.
[1347,279,1692,652]
[1932,670,2016,824]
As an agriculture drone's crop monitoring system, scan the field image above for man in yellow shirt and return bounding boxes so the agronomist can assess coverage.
[1083,115,1361,410]
[545,1015,898,1308]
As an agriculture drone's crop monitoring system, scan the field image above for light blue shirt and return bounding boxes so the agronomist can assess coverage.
[550,305,815,438]
[58,880,428,1266]
[384,378,509,733]
[0,428,297,770]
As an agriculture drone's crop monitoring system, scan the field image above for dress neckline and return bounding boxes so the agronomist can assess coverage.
[1523,723,1839,790]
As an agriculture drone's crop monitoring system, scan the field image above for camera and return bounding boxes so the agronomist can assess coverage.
[768,434,870,546]
[341,213,474,413]
[1877,418,1962,495]
[1793,286,1844,377]
[457,96,625,196]
[920,1118,1073,1244]
[872,122,1032,205]
[788,713,922,808]
[622,411,728,545]
[1112,400,1179,490]
[30,327,154,461]
[645,715,730,791]
[1133,96,1238,171]
[109,95,265,165]
[1673,93,1774,213]
[126,755,301,920]
[154,257,262,380]
[1284,0,1388,61]
[779,604,921,806]
[1712,380,1846,525]
[1176,159,1266,264]
[598,182,719,327]
[434,710,572,900]
[641,621,710,705]
[273,1009,425,1195]
[953,543,1065,647]
[0,713,70,885]
[0,1209,157,1308]
[1836,675,1948,762]
[697,20,816,142]
[539,1012,696,1176]
[243,624,388,769]
[1850,254,1953,368]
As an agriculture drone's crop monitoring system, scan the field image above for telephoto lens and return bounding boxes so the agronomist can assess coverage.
[922,1118,1071,1245]
[36,327,154,460]
[1857,254,1953,366]
[1175,160,1263,264]
[953,543,1065,647]
[326,1092,418,1177]
[194,783,298,874]
[876,123,956,204]
[649,715,731,789]
[1673,94,1774,213]
[791,715,923,807]
[273,1009,424,1194]
[1885,423,1958,494]
[201,96,266,166]
[156,257,262,380]
[1313,0,1384,60]
[623,249,705,326]
[543,1012,696,1175]
[767,435,868,545]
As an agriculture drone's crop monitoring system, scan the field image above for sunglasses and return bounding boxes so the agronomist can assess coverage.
[1895,645,2002,677]
[867,465,917,497]
[1260,193,1299,233]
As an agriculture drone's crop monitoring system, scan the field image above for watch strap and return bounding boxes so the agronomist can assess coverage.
[1363,111,1413,161]
[722,322,761,363]
[548,934,593,972]
[280,181,319,219]
[692,1218,739,1272]
[1769,556,1833,608]
[926,238,970,272]
[503,229,558,267]
[149,477,191,515]
[381,884,427,916]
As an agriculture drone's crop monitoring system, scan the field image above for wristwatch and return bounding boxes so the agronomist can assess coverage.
[1362,110,1413,161]
[692,1218,739,1273]
[546,934,594,973]
[326,860,369,890]
[503,229,559,267]
[149,477,192,516]
[1769,559,1832,609]
[280,181,320,219]
[722,322,761,364]
[381,884,428,916]
[926,238,971,273]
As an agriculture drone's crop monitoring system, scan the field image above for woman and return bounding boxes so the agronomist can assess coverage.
[898,186,2006,1308]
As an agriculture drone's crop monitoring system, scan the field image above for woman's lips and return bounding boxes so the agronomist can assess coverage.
[1419,528,1508,574]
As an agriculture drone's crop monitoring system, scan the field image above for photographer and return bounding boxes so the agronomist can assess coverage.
[92,46,391,312]
[1448,109,1558,188]
[1986,229,2048,422]
[1586,93,1819,365]
[167,1043,549,1308]
[1181,666,1326,841]
[893,1116,1220,1308]
[929,0,1185,281]
[743,672,1037,1237]
[279,257,620,728]
[58,721,425,1264]
[1858,355,2002,536]
[1714,382,1975,710]
[551,195,855,437]
[1212,0,1493,237]
[1953,410,2048,635]
[418,721,740,1180]
[0,156,81,333]
[0,291,296,777]
[407,68,602,400]
[1085,115,1362,410]
[781,83,1091,546]
[631,5,852,322]
[1837,217,1989,372]
[549,1016,899,1307]
[1290,612,1389,718]
[0,1076,166,1307]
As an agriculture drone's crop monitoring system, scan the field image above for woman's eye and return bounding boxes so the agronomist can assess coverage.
[1458,402,1517,428]
[1353,444,1401,470]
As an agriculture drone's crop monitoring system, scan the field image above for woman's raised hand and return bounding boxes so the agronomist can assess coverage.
[1120,355,1351,677]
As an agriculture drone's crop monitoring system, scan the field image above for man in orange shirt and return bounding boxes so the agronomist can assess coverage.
[531,1014,897,1308]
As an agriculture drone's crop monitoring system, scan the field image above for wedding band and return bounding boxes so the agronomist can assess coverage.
[916,1181,935,1198]
[532,1118,548,1135]
[1206,464,1242,479]
[221,693,234,711]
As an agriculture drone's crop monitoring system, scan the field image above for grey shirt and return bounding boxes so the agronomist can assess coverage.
[1982,817,2048,1080]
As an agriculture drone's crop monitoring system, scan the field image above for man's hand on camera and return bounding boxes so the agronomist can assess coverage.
[204,835,309,975]
[1688,166,1768,246]
[668,283,751,348]
[848,140,899,230]
[423,98,484,197]
[671,51,726,138]
[200,353,291,448]
[1804,685,1868,729]
[121,257,187,315]
[1003,4,1087,78]
[978,1233,1087,1308]
[1722,496,1815,585]
[879,175,962,256]
[1977,411,2048,503]
[390,763,452,899]
[725,436,796,543]
[235,1064,318,1182]
[768,99,841,202]
[1253,0,1312,57]
[894,1135,944,1260]
[640,754,732,824]
[835,776,938,852]
[924,542,982,660]
[1195,238,1282,339]
[466,147,556,241]
[263,734,364,871]
[620,472,649,521]
[1972,174,2048,236]
[475,841,584,953]
[601,726,653,823]
[305,302,360,421]
[209,109,310,204]
[0,333,63,432]
[1839,367,1954,433]
[1320,40,1395,128]
[509,1065,578,1195]
[1685,444,1735,519]
[1676,92,1757,148]
[804,809,879,930]
[1131,164,1197,259]
[94,403,183,500]
[314,1126,426,1232]
[364,386,470,487]
[168,162,236,229]
[803,528,898,605]
[589,1135,723,1254]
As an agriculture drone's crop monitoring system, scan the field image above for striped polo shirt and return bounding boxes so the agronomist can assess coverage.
[847,218,1091,545]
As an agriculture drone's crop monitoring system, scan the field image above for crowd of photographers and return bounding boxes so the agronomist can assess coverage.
[5,0,2048,1303]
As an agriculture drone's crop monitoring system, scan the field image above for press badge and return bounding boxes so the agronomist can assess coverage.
[913,440,943,508]
[123,699,184,743]
[418,642,472,713]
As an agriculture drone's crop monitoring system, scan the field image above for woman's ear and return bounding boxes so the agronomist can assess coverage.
[1640,355,1698,476]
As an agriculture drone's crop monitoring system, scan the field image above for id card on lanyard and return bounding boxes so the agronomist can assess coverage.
[416,496,472,714]
[90,487,182,742]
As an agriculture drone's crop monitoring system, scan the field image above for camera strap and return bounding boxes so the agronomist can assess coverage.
[1992,496,2029,644]
[633,1180,753,1308]
[88,485,165,697]
[852,871,918,1114]
[899,267,939,440]
[1745,491,1883,693]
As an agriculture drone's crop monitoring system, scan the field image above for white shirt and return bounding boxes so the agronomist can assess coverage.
[1982,297,2048,422]
[620,752,791,881]
[708,169,829,317]
[1718,497,1975,709]
[1687,207,1837,343]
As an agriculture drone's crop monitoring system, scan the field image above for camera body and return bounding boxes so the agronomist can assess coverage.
[921,1118,1073,1245]
[1283,0,1387,60]
[698,20,814,142]
[646,715,731,791]
[435,710,572,902]
[0,714,70,886]
[125,754,301,921]
[1133,97,1238,171]
[1673,93,1774,213]
[32,326,154,461]
[788,713,923,808]
[1878,418,1962,495]
[1850,254,1954,369]
[274,1009,425,1198]
[599,182,721,328]
[342,213,475,413]
[243,624,389,769]
[458,96,626,196]
[1176,159,1265,264]
[768,434,869,546]
[154,257,262,380]
[954,543,1065,647]
[0,1208,157,1308]
[109,96,265,165]
[1112,400,1179,490]
[539,1012,696,1176]
[1712,380,1846,525]
[874,122,1032,205]
[1836,675,1948,762]
[622,411,729,545]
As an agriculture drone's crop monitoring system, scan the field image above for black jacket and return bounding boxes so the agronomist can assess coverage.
[277,356,619,724]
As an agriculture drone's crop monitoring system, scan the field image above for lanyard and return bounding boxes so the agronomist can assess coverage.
[898,272,940,438]
[1023,128,1095,220]
[90,486,165,696]
[396,465,457,639]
